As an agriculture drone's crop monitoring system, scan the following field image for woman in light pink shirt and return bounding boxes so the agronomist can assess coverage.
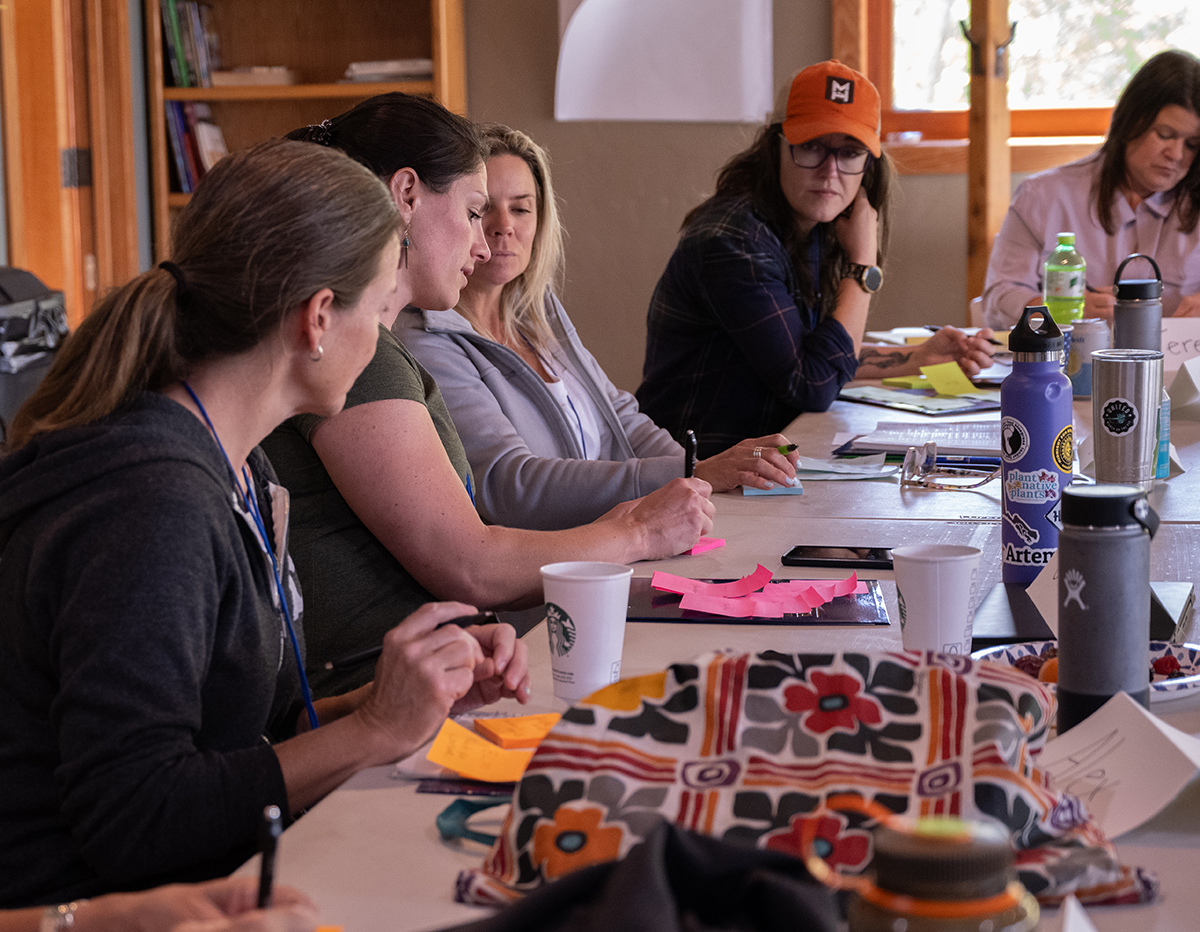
[984,50,1200,327]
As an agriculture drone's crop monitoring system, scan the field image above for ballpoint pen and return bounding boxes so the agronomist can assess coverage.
[684,429,697,478]
[257,805,282,909]
[323,612,498,671]
[924,324,1003,347]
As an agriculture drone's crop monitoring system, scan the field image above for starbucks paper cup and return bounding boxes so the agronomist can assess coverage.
[891,545,982,655]
[540,562,633,702]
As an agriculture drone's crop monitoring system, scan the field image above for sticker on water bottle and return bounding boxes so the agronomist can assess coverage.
[1052,425,1074,472]
[1101,397,1139,436]
[1005,468,1059,503]
[1004,510,1040,545]
[1045,499,1062,531]
[1000,417,1029,462]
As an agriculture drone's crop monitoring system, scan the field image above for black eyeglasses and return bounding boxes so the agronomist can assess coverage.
[789,141,872,174]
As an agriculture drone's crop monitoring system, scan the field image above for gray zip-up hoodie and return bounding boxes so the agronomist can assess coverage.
[398,291,685,530]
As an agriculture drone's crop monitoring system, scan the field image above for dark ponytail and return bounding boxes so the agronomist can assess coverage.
[10,138,398,448]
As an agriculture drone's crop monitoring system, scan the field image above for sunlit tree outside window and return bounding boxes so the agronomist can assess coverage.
[893,0,1200,111]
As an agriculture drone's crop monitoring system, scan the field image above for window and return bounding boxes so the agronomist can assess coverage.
[875,0,1200,141]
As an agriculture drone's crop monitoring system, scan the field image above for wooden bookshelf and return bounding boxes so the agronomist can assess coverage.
[145,0,466,260]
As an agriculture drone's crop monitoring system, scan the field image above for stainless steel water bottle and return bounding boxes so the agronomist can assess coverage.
[1000,307,1073,587]
[1057,484,1160,734]
[1112,254,1170,481]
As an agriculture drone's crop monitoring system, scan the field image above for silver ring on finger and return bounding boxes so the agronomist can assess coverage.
[752,446,763,459]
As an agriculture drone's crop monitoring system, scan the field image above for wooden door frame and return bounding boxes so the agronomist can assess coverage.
[1,0,140,329]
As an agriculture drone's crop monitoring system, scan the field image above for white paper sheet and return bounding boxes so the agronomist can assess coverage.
[1040,691,1200,838]
[555,0,773,122]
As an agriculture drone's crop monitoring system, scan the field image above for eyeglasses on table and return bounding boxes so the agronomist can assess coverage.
[900,441,1001,491]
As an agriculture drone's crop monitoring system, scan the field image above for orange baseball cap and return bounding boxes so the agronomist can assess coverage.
[777,60,881,157]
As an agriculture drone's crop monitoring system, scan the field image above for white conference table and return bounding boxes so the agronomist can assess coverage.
[253,388,1200,932]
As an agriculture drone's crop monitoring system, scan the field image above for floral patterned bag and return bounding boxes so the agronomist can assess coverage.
[456,650,1156,908]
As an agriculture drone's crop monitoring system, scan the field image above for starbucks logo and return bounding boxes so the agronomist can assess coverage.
[545,602,576,657]
[1000,417,1029,462]
[1101,397,1138,436]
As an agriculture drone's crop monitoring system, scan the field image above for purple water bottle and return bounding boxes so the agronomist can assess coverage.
[1000,307,1073,586]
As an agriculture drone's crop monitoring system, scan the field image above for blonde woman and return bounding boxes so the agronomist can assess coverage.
[400,123,799,531]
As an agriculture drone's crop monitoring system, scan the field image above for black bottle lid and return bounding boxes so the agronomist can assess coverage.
[871,818,1013,900]
[1009,305,1063,353]
[1114,253,1163,299]
[1062,483,1159,535]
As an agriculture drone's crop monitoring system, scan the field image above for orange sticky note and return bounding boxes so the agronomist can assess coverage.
[920,361,976,396]
[426,718,533,782]
[473,713,561,749]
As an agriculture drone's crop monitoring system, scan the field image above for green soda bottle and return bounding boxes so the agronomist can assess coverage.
[1043,232,1086,324]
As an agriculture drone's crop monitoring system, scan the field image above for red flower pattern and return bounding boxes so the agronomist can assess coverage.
[783,670,882,733]
[764,813,871,872]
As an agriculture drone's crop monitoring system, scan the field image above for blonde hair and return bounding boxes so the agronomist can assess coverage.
[462,124,565,350]
[10,139,398,449]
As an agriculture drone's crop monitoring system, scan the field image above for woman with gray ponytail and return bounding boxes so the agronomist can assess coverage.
[0,138,529,907]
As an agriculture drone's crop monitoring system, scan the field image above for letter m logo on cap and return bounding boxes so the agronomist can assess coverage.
[826,76,854,104]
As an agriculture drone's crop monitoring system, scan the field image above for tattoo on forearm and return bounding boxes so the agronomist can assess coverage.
[858,347,914,369]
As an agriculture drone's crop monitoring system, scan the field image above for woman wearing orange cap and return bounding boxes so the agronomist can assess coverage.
[637,60,994,457]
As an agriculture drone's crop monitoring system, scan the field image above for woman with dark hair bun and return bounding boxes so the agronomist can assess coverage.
[0,137,529,907]
[265,93,713,699]
[637,60,994,458]
[984,49,1200,326]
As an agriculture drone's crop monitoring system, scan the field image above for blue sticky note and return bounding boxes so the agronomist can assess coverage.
[742,478,804,496]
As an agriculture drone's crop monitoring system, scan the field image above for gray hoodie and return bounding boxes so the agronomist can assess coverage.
[399,292,685,530]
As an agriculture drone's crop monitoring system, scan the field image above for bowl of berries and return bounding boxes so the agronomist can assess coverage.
[971,641,1200,702]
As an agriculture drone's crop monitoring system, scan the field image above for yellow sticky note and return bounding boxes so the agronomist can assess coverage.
[920,361,976,396]
[473,713,561,749]
[426,718,533,782]
[881,375,930,389]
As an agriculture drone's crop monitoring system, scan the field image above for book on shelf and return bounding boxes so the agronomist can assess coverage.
[161,1,214,87]
[343,59,433,82]
[210,66,296,87]
[164,102,193,192]
[165,101,228,193]
[159,0,190,87]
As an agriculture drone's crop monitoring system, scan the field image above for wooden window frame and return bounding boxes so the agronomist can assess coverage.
[837,0,1110,175]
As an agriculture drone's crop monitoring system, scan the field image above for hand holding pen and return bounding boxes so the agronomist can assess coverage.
[688,433,801,493]
[345,602,531,761]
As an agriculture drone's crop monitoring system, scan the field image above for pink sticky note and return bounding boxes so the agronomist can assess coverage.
[688,537,726,556]
[651,564,773,598]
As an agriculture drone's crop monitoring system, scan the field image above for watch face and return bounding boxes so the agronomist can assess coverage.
[862,265,883,292]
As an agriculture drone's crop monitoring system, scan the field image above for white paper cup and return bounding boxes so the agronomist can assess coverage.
[540,562,633,702]
[891,545,982,654]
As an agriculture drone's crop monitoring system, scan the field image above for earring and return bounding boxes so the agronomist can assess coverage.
[310,345,324,362]
[401,226,411,269]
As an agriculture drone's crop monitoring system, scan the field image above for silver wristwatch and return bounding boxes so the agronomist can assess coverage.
[844,262,884,294]
[40,901,86,932]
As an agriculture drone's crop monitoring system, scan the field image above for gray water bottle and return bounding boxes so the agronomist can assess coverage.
[1112,253,1163,351]
[1057,484,1160,734]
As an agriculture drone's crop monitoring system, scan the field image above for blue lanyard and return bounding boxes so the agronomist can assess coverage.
[183,383,320,731]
